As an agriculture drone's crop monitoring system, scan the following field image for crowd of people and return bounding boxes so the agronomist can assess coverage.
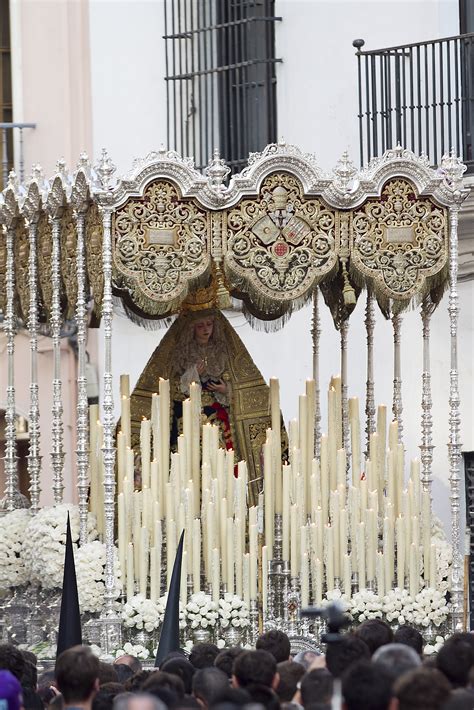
[1,623,474,710]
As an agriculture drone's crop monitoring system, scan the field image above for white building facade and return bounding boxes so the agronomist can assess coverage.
[1,0,472,539]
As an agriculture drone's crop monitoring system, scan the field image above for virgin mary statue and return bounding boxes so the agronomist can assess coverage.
[129,288,280,501]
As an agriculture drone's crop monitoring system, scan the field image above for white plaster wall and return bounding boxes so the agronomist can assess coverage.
[88,0,168,174]
[274,0,460,168]
[9,0,93,176]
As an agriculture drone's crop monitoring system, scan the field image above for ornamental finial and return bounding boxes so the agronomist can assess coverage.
[95,148,117,190]
[205,149,230,192]
[439,149,467,198]
[333,150,357,194]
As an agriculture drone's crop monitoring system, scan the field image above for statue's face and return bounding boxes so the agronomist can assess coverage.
[194,317,214,344]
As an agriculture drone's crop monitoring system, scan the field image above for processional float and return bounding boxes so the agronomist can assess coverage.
[0,142,469,657]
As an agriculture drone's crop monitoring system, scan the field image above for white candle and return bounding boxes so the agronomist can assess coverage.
[320,434,329,526]
[151,392,160,460]
[190,382,201,504]
[343,554,352,596]
[117,431,127,496]
[429,543,437,589]
[150,549,157,602]
[328,388,337,490]
[126,542,134,600]
[262,545,269,614]
[290,505,299,577]
[270,377,283,514]
[243,553,250,607]
[366,508,376,582]
[409,543,418,597]
[140,418,151,489]
[235,518,243,597]
[212,547,220,603]
[396,516,405,588]
[226,517,235,594]
[159,378,170,489]
[121,394,131,448]
[376,551,385,597]
[357,521,366,589]
[299,394,308,492]
[139,527,149,596]
[282,464,290,561]
[301,552,309,607]
[118,492,126,589]
[422,490,431,583]
[263,436,274,558]
[249,524,258,599]
[336,449,346,490]
[348,397,361,486]
[193,518,201,593]
[305,379,316,496]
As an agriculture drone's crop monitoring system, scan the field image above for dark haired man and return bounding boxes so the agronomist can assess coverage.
[393,626,423,657]
[325,634,370,678]
[192,668,229,709]
[256,630,291,663]
[354,619,393,655]
[189,644,220,670]
[55,646,100,710]
[232,650,279,690]
[342,661,392,710]
[392,667,451,709]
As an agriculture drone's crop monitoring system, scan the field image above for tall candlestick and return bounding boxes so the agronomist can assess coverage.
[328,388,337,490]
[349,397,361,485]
[270,377,283,514]
[193,518,201,593]
[262,546,269,613]
[212,547,220,603]
[282,465,291,561]
[126,542,134,600]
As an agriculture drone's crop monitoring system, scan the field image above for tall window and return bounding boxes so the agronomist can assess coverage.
[164,0,281,173]
[0,0,12,186]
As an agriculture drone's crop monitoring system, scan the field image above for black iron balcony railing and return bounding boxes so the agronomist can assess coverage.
[353,33,474,172]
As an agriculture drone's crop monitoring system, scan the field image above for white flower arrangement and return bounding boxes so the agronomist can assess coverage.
[382,588,414,626]
[424,635,449,656]
[21,504,97,590]
[76,541,122,613]
[0,509,31,589]
[115,641,150,660]
[406,588,449,628]
[350,589,383,622]
[122,594,164,632]
[218,594,250,629]
[186,592,218,629]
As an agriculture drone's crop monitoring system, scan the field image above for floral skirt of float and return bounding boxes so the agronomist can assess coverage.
[171,399,234,452]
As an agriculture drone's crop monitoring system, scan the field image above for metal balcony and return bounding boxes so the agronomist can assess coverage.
[353,33,474,172]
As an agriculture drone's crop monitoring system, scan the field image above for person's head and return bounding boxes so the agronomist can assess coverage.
[232,650,278,690]
[114,657,142,674]
[123,671,153,693]
[354,620,394,656]
[20,660,37,691]
[292,652,320,671]
[55,646,100,705]
[92,685,124,710]
[342,661,392,710]
[214,648,243,679]
[436,635,474,688]
[256,630,291,663]
[393,626,424,657]
[208,687,251,710]
[275,662,305,702]
[325,634,370,679]
[300,669,333,707]
[97,664,118,686]
[113,666,135,686]
[245,684,280,710]
[113,693,166,710]
[161,657,195,695]
[142,670,185,700]
[0,645,25,681]
[189,644,220,671]
[442,689,474,710]
[372,644,421,687]
[193,317,215,345]
[392,667,451,710]
[0,670,23,710]
[192,668,230,708]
